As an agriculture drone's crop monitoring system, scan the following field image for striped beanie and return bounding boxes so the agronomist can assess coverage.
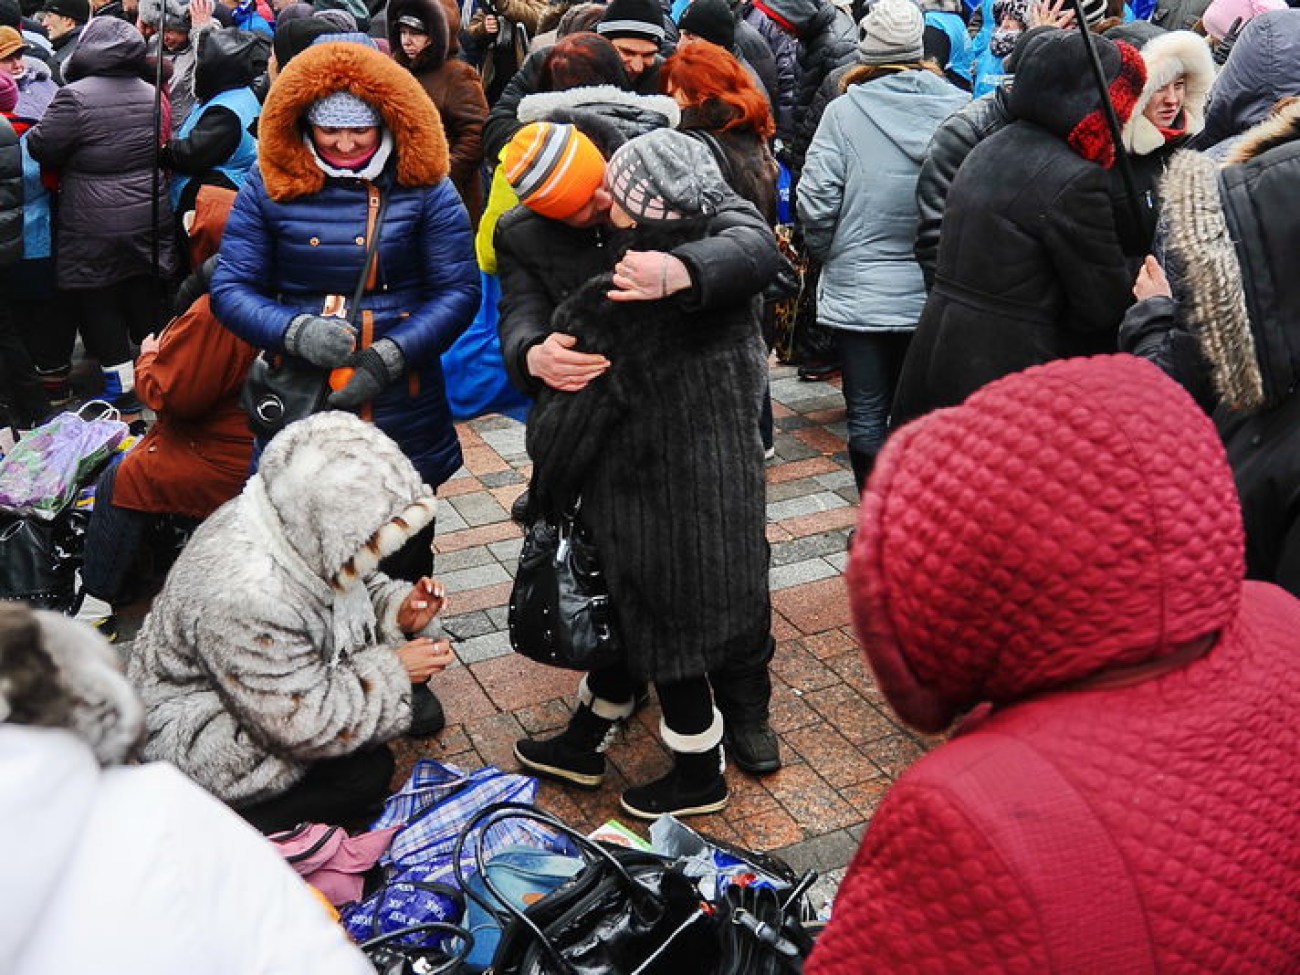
[500,122,607,221]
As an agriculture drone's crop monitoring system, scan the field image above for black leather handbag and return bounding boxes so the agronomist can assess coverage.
[507,500,622,672]
[455,803,722,975]
[240,189,388,441]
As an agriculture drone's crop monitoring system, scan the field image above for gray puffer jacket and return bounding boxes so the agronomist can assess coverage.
[798,69,968,331]
[128,413,439,805]
[1196,9,1300,152]
[25,17,177,290]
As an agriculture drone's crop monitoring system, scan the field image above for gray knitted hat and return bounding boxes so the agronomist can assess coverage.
[605,128,730,224]
[306,90,381,127]
[858,0,924,64]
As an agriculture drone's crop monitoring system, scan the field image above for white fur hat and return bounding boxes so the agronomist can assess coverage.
[1122,30,1217,155]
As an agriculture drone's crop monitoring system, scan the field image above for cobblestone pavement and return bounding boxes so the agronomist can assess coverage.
[390,362,940,907]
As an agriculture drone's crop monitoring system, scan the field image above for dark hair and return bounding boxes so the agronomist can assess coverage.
[539,31,627,90]
[0,0,20,29]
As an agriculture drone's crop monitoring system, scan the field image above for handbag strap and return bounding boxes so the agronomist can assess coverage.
[348,183,389,328]
[358,921,474,975]
[451,801,666,973]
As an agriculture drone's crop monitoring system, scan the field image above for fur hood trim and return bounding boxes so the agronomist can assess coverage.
[1160,149,1265,408]
[1226,96,1300,163]
[1123,31,1216,156]
[517,84,682,128]
[258,41,448,201]
[335,494,438,588]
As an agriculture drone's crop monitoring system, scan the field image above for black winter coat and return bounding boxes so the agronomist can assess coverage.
[0,116,20,266]
[893,29,1138,426]
[914,85,1013,289]
[526,248,769,685]
[26,18,177,289]
[891,121,1131,426]
[785,1,856,173]
[495,193,782,396]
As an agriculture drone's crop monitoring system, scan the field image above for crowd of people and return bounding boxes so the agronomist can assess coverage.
[3,0,1300,965]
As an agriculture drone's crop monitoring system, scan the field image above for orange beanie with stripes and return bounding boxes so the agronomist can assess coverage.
[500,122,606,220]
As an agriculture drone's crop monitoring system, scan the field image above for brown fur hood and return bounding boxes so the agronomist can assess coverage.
[258,41,449,201]
[1226,95,1300,163]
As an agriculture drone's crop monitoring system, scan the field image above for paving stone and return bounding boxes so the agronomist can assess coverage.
[479,426,529,459]
[448,581,514,616]
[437,504,468,533]
[772,437,820,462]
[807,867,848,919]
[767,476,834,504]
[463,711,528,772]
[773,828,861,876]
[782,722,881,789]
[767,679,822,734]
[485,605,510,630]
[461,442,513,475]
[825,550,849,573]
[838,777,894,821]
[772,577,852,634]
[767,456,840,485]
[763,762,861,833]
[434,521,522,554]
[480,469,526,488]
[791,393,848,415]
[471,654,580,710]
[488,536,524,562]
[804,407,847,424]
[803,629,858,661]
[793,426,846,455]
[767,491,849,523]
[770,557,839,591]
[433,546,496,573]
[438,562,512,594]
[770,643,844,694]
[813,469,856,491]
[448,491,510,528]
[455,630,514,663]
[732,808,805,850]
[775,415,815,430]
[771,532,852,567]
[430,664,498,724]
[438,476,481,498]
[513,699,574,735]
[441,610,496,641]
[802,683,903,749]
[471,414,521,432]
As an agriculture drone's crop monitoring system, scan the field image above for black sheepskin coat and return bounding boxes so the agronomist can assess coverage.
[525,232,771,686]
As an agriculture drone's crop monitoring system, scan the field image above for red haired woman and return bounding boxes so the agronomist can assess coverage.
[660,40,777,222]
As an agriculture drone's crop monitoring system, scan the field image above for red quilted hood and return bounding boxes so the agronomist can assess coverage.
[848,355,1244,733]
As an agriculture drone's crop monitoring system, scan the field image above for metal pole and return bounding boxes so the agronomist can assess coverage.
[1063,2,1145,234]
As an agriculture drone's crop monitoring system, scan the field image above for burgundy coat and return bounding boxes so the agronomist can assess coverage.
[813,355,1300,973]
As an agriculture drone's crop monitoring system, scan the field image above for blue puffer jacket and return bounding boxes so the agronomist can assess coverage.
[211,167,480,487]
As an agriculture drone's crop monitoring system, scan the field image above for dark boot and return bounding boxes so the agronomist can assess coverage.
[620,713,729,820]
[849,449,876,495]
[514,677,633,789]
[408,683,446,737]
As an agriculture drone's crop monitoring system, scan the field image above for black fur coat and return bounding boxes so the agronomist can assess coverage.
[526,230,770,685]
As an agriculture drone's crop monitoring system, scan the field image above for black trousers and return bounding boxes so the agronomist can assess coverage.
[235,744,396,834]
[0,300,52,428]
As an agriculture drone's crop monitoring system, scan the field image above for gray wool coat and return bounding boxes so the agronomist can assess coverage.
[128,414,438,805]
[25,17,177,290]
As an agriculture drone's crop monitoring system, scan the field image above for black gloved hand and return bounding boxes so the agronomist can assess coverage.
[283,313,356,368]
[326,339,405,411]
[1213,16,1242,66]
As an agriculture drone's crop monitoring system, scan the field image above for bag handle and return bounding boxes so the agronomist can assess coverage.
[358,921,473,975]
[347,183,389,329]
[451,801,665,973]
[76,400,121,424]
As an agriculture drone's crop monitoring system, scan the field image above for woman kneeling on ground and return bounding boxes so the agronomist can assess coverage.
[128,412,453,833]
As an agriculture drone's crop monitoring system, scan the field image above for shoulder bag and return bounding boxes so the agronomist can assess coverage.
[507,499,622,672]
[240,187,389,440]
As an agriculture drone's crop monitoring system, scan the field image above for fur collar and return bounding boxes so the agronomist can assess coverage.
[1226,97,1300,164]
[517,84,681,128]
[258,41,448,201]
[1123,31,1215,156]
[1160,149,1264,409]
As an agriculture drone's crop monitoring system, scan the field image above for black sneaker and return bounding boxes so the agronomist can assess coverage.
[514,735,607,789]
[620,766,729,820]
[725,724,782,775]
[408,684,446,737]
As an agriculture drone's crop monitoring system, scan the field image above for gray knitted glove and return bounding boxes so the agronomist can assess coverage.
[326,339,406,411]
[283,314,356,368]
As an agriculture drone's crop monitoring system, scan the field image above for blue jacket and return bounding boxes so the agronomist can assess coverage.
[211,167,480,487]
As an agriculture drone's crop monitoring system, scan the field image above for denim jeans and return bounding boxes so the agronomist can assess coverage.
[837,330,913,455]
